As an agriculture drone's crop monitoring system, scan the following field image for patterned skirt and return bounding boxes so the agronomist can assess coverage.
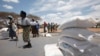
[23,26,30,42]
[9,28,16,37]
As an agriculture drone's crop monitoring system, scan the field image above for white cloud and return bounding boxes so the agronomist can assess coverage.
[29,3,53,14]
[87,4,100,18]
[34,0,45,6]
[41,13,61,23]
[57,12,62,15]
[58,0,66,6]
[70,0,91,5]
[3,4,13,9]
[67,0,100,10]
[92,4,100,11]
[30,0,100,12]
[47,0,58,3]
[29,0,100,24]
[57,5,73,11]
[3,0,19,3]
[29,9,36,14]
[88,10,100,18]
[41,11,82,24]
[62,11,81,18]
[40,4,52,11]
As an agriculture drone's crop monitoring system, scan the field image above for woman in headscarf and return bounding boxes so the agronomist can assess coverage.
[8,15,18,41]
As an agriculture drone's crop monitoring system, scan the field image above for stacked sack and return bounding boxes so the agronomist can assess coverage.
[0,28,9,39]
[58,18,100,56]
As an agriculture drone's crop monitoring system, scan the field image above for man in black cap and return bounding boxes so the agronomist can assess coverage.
[17,11,32,48]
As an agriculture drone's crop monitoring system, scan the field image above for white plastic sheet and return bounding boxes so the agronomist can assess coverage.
[44,44,63,56]
[60,28,94,40]
[59,36,92,51]
[58,18,100,56]
[58,18,96,30]
[88,33,100,45]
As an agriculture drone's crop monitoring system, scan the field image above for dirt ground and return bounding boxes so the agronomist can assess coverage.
[17,28,100,33]
[88,28,100,33]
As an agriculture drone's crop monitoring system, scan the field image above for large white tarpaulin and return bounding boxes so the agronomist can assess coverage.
[58,18,100,56]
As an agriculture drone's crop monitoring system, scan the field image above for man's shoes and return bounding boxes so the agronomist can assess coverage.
[23,43,32,49]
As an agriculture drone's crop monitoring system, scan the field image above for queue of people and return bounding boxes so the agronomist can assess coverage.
[44,22,59,33]
[43,22,59,37]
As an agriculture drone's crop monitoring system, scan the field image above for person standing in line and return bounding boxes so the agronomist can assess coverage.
[43,21,48,37]
[36,21,40,37]
[51,22,53,32]
[31,19,37,38]
[8,15,18,41]
[55,23,58,32]
[17,11,32,48]
[47,23,51,33]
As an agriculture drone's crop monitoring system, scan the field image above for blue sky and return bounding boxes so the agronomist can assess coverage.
[0,0,100,24]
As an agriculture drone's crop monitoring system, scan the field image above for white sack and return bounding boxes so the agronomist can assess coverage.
[1,31,9,38]
[58,42,81,56]
[46,33,52,37]
[0,28,9,38]
[59,36,92,51]
[60,28,94,40]
[88,33,100,45]
[58,18,96,30]
[0,28,8,32]
[59,41,100,56]
[44,44,63,56]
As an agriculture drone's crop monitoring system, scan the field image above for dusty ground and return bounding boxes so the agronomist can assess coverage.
[0,33,60,56]
[0,28,100,56]
[88,28,100,33]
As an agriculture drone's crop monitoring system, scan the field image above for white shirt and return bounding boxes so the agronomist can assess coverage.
[17,17,31,25]
[30,21,37,25]
[17,17,37,26]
